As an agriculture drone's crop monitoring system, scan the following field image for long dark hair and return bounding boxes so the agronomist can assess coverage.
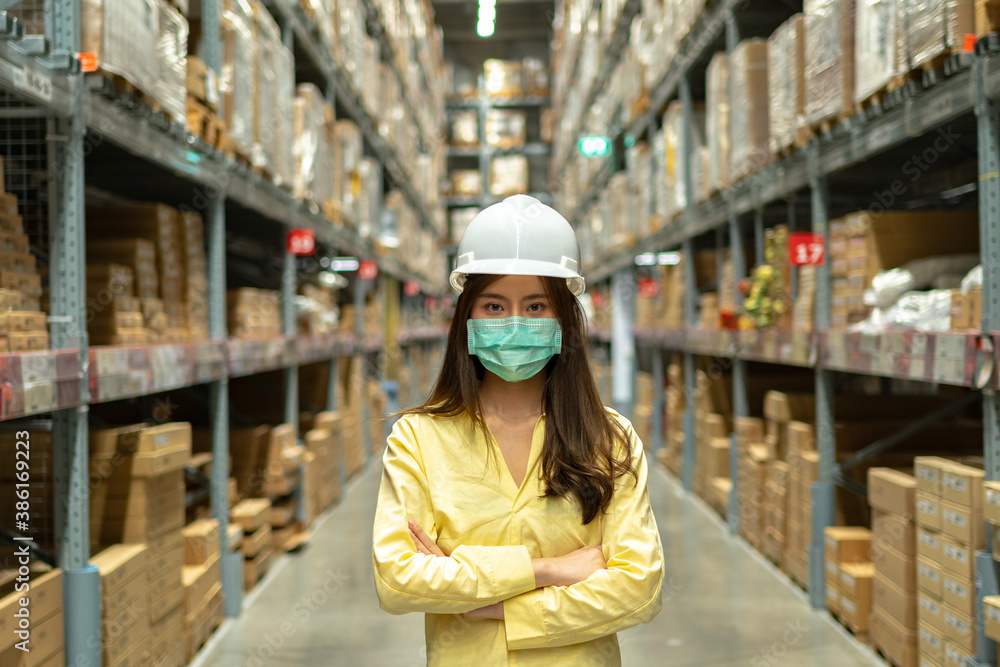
[403,274,636,525]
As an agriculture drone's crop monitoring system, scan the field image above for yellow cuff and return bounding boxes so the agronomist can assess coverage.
[450,544,536,600]
[503,589,548,651]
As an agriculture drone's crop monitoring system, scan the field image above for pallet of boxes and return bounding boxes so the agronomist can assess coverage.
[0,564,64,666]
[910,457,985,667]
[232,496,272,591]
[823,527,873,640]
[87,204,209,344]
[983,478,1000,659]
[0,181,48,354]
[182,517,224,661]
[89,422,194,666]
[305,413,343,517]
[340,355,365,479]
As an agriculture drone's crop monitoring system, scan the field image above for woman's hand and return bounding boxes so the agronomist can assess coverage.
[533,545,607,588]
[464,601,504,620]
[408,519,446,557]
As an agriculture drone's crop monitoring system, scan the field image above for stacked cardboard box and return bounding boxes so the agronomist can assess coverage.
[979,0,1000,35]
[89,203,201,342]
[293,84,333,207]
[340,355,366,479]
[804,0,856,128]
[729,39,770,182]
[483,59,522,97]
[0,188,47,352]
[660,359,685,478]
[823,528,872,627]
[785,420,817,587]
[147,528,186,667]
[228,288,281,339]
[92,544,151,666]
[333,120,363,226]
[869,468,919,667]
[485,111,527,149]
[0,567,63,666]
[0,429,55,565]
[181,541,223,661]
[368,380,388,457]
[768,15,806,155]
[251,2,294,183]
[912,457,984,666]
[706,53,730,196]
[220,0,255,158]
[232,497,272,591]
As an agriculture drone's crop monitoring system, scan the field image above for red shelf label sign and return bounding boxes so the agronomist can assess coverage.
[789,233,825,266]
[286,228,315,256]
[359,260,378,280]
[403,280,420,296]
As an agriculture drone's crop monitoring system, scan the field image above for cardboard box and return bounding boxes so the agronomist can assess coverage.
[184,519,221,565]
[917,528,944,565]
[942,464,984,510]
[872,607,919,667]
[940,536,975,579]
[943,604,975,654]
[231,498,271,532]
[917,490,943,531]
[182,553,220,618]
[0,569,62,652]
[243,524,272,558]
[875,571,917,629]
[149,568,184,624]
[227,523,244,552]
[874,510,917,557]
[826,576,840,614]
[869,468,917,519]
[875,542,916,594]
[147,529,184,584]
[89,443,192,479]
[919,590,945,633]
[915,457,955,496]
[839,562,873,630]
[984,595,1000,642]
[943,572,975,618]
[943,641,974,667]
[985,481,1000,525]
[91,544,149,596]
[941,501,985,548]
[825,527,872,563]
[919,622,945,664]
[918,557,944,598]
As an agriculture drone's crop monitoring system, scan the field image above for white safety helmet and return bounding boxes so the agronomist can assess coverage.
[449,194,586,296]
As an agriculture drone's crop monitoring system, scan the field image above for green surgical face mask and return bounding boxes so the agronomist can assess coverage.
[467,316,562,383]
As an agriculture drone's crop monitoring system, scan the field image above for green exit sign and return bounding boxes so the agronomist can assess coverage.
[578,135,611,158]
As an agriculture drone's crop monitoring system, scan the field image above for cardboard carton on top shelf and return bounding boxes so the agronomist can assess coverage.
[869,468,917,519]
[184,518,221,565]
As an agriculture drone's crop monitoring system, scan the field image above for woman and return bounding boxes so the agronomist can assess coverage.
[372,195,664,665]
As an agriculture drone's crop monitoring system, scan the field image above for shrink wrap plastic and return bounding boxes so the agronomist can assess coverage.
[221,0,255,155]
[706,53,730,194]
[855,0,899,104]
[768,16,805,153]
[901,0,973,69]
[156,0,188,124]
[805,0,856,126]
[730,39,769,181]
[82,0,158,94]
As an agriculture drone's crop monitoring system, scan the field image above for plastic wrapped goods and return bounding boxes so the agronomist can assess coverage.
[522,57,549,95]
[805,0,856,127]
[221,0,255,156]
[864,254,979,310]
[293,84,326,204]
[334,121,363,222]
[252,2,280,172]
[851,289,955,333]
[768,16,805,154]
[449,111,478,147]
[273,42,295,188]
[484,59,523,97]
[902,0,974,69]
[156,0,188,125]
[490,156,529,196]
[855,0,900,104]
[451,170,482,197]
[706,53,730,194]
[485,111,527,148]
[82,0,158,95]
[730,39,769,182]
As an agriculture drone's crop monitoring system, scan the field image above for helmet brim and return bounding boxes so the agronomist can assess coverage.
[450,258,586,296]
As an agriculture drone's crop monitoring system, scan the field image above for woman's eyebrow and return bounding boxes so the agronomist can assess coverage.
[478,293,509,300]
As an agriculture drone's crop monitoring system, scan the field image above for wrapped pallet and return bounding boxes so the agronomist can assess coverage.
[901,0,974,69]
[730,39,769,182]
[662,103,682,220]
[82,0,158,96]
[273,42,295,188]
[252,2,280,174]
[855,0,900,105]
[805,0,856,128]
[334,121,363,224]
[221,0,255,157]
[768,15,805,154]
[706,52,730,194]
[293,84,326,204]
[156,0,188,125]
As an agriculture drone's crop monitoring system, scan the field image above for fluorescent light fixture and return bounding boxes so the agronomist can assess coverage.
[319,271,338,286]
[480,0,496,6]
[658,251,681,265]
[477,19,495,37]
[478,5,496,21]
[634,253,656,266]
[330,256,360,271]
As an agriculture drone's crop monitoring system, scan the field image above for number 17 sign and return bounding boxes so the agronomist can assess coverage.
[788,233,825,266]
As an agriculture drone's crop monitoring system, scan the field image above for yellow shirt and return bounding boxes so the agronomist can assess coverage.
[372,408,664,665]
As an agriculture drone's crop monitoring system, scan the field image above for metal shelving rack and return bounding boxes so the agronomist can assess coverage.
[445,81,553,216]
[0,0,448,663]
[575,4,1000,667]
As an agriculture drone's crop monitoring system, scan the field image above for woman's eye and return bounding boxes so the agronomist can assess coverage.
[485,303,502,312]
[527,303,545,312]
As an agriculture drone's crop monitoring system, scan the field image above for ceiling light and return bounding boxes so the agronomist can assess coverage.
[478,5,496,22]
[477,19,495,37]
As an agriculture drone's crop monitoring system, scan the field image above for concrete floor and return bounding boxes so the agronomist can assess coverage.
[194,454,886,667]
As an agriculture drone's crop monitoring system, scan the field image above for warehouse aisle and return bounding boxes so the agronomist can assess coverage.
[194,450,884,667]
